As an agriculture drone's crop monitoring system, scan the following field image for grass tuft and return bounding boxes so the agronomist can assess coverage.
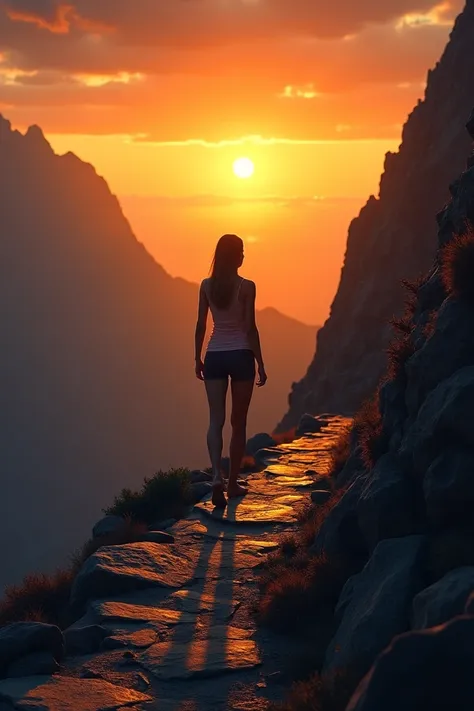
[353,392,388,470]
[258,553,347,635]
[441,228,474,302]
[103,468,191,523]
[270,670,362,711]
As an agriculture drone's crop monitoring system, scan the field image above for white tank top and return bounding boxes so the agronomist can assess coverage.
[205,277,251,352]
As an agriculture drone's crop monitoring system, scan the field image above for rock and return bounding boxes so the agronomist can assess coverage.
[296,414,327,437]
[64,625,109,657]
[312,475,367,560]
[101,629,157,650]
[140,530,175,544]
[0,674,152,710]
[357,454,419,550]
[70,542,196,612]
[412,567,474,630]
[138,627,261,680]
[92,515,125,539]
[311,490,332,505]
[254,447,283,465]
[467,107,474,140]
[189,469,213,484]
[405,300,474,416]
[400,367,474,476]
[6,651,59,678]
[424,445,474,526]
[305,469,319,477]
[190,481,213,503]
[347,616,474,711]
[324,536,426,676]
[246,433,277,456]
[196,497,298,525]
[0,623,64,671]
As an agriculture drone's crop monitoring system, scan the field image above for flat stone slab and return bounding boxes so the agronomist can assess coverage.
[138,627,261,680]
[195,498,298,525]
[71,542,197,610]
[169,590,239,620]
[91,600,196,627]
[271,476,317,489]
[102,628,157,650]
[0,675,151,711]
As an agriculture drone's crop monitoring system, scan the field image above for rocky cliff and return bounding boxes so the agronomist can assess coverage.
[277,0,474,430]
[0,116,316,590]
[308,113,474,708]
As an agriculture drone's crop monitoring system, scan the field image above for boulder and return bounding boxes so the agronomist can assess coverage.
[70,542,196,613]
[5,651,59,678]
[92,515,125,539]
[312,475,367,561]
[412,567,474,630]
[424,445,474,526]
[324,536,426,676]
[0,623,64,671]
[189,470,213,484]
[347,616,474,711]
[405,300,474,416]
[190,482,212,503]
[296,414,328,437]
[64,625,109,657]
[399,366,474,476]
[246,433,277,456]
[311,490,332,505]
[357,454,419,551]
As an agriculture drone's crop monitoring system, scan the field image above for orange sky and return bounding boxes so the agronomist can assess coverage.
[0,0,464,324]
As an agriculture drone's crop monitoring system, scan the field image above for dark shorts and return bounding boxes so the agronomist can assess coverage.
[203,349,255,382]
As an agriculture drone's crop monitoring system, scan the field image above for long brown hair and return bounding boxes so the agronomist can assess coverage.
[209,234,244,309]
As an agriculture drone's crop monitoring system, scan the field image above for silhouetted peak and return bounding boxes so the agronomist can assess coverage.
[0,114,12,134]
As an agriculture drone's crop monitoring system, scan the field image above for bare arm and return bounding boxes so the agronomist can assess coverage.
[243,281,266,375]
[194,281,209,377]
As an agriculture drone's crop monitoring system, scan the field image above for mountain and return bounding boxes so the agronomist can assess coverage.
[0,115,317,590]
[277,0,474,431]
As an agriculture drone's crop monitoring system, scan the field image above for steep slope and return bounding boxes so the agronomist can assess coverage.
[277,0,474,430]
[0,116,316,589]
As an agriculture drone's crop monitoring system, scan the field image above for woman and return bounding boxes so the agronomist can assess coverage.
[194,234,267,508]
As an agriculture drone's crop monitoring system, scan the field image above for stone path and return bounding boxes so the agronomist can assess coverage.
[0,416,349,711]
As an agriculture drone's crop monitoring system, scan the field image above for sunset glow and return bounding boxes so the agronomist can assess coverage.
[0,0,463,324]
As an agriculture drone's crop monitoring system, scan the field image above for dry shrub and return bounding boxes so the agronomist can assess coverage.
[104,468,191,523]
[0,568,76,629]
[353,393,388,469]
[422,310,438,339]
[441,228,474,302]
[271,669,362,711]
[258,553,347,634]
[328,425,352,479]
[401,274,427,316]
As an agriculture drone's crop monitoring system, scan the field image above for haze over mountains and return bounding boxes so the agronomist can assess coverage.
[0,116,316,590]
[278,0,474,430]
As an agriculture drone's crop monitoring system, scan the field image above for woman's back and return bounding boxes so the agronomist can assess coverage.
[205,277,250,352]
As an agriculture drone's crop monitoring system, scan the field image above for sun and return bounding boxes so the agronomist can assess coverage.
[233,157,254,179]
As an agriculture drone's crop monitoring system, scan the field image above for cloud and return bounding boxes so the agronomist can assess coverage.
[2,0,461,44]
[0,0,465,139]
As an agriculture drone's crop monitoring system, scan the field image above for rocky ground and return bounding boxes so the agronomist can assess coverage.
[0,416,349,711]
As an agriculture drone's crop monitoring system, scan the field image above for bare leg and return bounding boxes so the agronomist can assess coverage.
[228,379,254,498]
[204,378,228,507]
